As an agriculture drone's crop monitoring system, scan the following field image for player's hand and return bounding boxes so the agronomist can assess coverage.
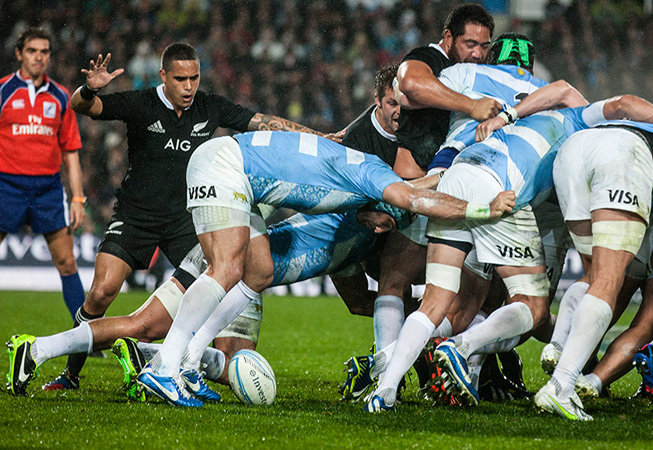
[489,190,515,218]
[475,115,507,142]
[323,128,346,144]
[81,53,124,90]
[470,97,501,122]
[69,202,86,231]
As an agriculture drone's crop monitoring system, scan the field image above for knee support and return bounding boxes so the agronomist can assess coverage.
[425,263,461,293]
[592,220,646,255]
[502,272,550,298]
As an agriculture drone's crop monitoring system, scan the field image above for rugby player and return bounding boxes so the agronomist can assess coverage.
[135,130,514,407]
[42,41,337,390]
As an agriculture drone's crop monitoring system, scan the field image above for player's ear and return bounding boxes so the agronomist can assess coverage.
[159,68,166,84]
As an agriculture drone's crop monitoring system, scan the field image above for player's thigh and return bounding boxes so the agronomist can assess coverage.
[378,231,426,293]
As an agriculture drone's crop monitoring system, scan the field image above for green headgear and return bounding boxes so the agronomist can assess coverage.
[488,32,535,72]
[360,202,414,231]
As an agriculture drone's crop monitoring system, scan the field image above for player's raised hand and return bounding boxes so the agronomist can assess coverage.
[489,190,515,218]
[470,97,501,122]
[475,115,507,142]
[81,53,124,90]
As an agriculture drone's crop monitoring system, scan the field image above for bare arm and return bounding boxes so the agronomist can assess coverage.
[603,95,653,122]
[397,60,501,120]
[71,53,124,118]
[61,151,85,230]
[475,80,588,141]
[247,113,343,143]
[392,147,427,179]
[381,181,515,221]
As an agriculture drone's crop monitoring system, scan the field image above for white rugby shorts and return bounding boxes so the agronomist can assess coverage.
[427,163,545,267]
[554,128,653,223]
[534,200,572,291]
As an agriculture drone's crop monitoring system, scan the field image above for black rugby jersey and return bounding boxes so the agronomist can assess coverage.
[342,104,398,167]
[396,45,452,169]
[96,86,255,219]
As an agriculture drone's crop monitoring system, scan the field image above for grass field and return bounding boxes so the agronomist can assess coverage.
[0,291,651,449]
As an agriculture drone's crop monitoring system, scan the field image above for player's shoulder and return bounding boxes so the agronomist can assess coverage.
[0,72,16,85]
[403,45,450,70]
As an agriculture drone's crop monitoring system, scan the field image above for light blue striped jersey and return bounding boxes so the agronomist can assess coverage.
[454,104,606,210]
[268,211,375,285]
[235,131,402,214]
[438,64,548,152]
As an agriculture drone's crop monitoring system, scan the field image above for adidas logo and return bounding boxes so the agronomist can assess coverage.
[147,120,166,133]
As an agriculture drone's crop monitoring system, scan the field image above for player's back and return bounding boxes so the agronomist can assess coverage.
[235,131,401,214]
[268,211,376,285]
[439,64,548,152]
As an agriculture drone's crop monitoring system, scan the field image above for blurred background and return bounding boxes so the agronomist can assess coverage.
[0,0,647,293]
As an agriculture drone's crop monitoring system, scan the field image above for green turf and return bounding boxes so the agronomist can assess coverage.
[0,291,651,449]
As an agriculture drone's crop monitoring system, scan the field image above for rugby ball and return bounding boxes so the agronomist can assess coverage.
[228,349,276,405]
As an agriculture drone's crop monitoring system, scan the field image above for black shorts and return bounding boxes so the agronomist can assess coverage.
[98,206,198,270]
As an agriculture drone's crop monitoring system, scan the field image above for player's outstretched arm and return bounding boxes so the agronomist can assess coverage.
[475,80,587,141]
[247,113,343,143]
[381,182,514,221]
[71,53,124,117]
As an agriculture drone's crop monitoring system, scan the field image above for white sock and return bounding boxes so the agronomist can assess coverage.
[584,373,603,394]
[182,281,258,371]
[374,295,404,385]
[375,311,435,405]
[432,316,452,338]
[552,294,612,398]
[151,274,226,377]
[371,341,396,379]
[32,321,93,366]
[467,353,487,390]
[550,281,590,350]
[454,302,533,360]
[475,336,520,355]
[139,341,226,382]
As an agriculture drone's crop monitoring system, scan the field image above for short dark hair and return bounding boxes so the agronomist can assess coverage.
[160,42,199,71]
[374,62,399,100]
[443,3,495,39]
[488,33,535,72]
[16,27,52,52]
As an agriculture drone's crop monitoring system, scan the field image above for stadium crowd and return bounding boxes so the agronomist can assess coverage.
[2,0,653,230]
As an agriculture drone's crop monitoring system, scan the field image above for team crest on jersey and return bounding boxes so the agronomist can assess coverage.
[233,191,247,203]
[147,120,166,133]
[11,99,25,109]
[43,101,56,118]
[191,120,211,137]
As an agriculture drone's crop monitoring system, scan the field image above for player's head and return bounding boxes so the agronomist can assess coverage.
[488,33,535,73]
[356,202,413,233]
[15,27,52,82]
[374,62,400,134]
[160,43,201,113]
[443,3,494,64]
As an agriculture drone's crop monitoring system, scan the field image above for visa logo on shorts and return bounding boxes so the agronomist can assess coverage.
[188,185,217,199]
[496,245,534,259]
[608,189,639,206]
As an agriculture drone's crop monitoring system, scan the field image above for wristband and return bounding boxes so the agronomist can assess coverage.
[72,196,87,205]
[80,84,99,100]
[465,203,491,220]
[498,107,518,125]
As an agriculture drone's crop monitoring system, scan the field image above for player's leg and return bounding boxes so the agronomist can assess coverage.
[44,226,85,320]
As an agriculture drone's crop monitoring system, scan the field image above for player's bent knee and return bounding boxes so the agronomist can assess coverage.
[425,263,461,293]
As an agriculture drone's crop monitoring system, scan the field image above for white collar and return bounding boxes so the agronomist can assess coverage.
[16,70,49,106]
[428,43,449,60]
[157,84,193,111]
[371,106,397,142]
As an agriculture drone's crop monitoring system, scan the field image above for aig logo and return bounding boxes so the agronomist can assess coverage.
[165,139,192,152]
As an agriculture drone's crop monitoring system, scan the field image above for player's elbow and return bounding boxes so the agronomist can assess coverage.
[612,95,641,118]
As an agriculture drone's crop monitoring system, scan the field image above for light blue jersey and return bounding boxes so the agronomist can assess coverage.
[455,103,606,210]
[438,64,548,152]
[268,211,376,285]
[235,131,402,214]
